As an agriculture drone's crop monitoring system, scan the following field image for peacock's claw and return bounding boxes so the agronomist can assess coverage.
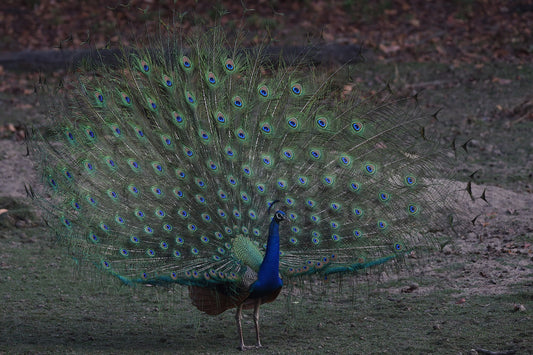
[238,344,264,351]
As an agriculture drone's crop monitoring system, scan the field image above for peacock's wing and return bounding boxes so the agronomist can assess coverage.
[33,27,455,287]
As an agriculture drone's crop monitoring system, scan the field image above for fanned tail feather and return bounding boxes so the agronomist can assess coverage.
[31,25,460,293]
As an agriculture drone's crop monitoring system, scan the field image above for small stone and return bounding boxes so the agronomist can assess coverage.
[513,304,526,312]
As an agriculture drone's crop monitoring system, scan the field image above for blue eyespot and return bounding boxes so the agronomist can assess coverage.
[233,96,243,107]
[225,59,235,71]
[291,84,302,95]
[352,122,363,132]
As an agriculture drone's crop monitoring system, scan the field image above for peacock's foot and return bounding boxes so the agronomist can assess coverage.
[238,344,264,351]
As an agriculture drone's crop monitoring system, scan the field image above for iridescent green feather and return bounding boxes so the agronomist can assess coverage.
[32,26,458,289]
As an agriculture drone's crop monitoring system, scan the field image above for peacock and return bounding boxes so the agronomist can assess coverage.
[31,25,462,350]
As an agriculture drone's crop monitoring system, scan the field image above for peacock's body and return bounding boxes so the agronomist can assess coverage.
[32,26,459,350]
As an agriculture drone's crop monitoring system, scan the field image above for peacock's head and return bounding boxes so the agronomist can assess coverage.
[273,210,286,223]
[268,200,287,223]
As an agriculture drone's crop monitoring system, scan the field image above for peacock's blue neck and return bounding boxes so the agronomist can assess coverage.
[248,217,283,298]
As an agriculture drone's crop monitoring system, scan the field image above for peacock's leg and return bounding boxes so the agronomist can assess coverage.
[236,303,247,351]
[253,300,262,348]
